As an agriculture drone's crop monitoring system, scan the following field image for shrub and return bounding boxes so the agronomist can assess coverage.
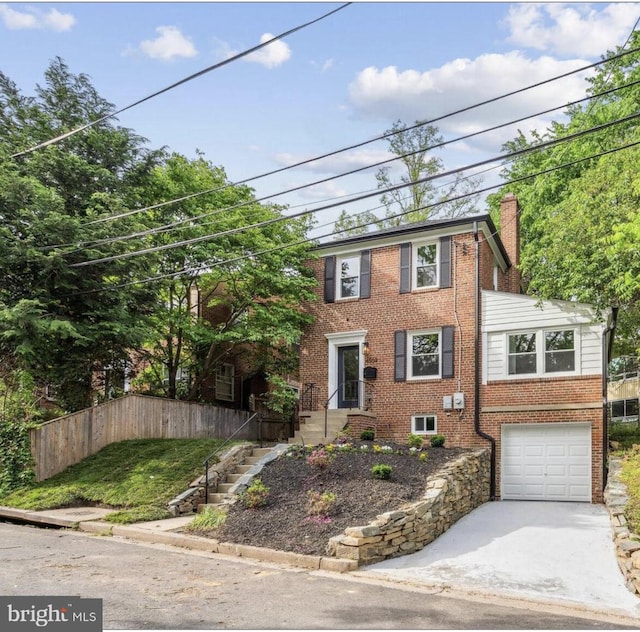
[430,434,446,447]
[360,429,375,441]
[306,447,334,469]
[371,463,393,480]
[240,478,270,508]
[186,505,228,531]
[306,490,337,520]
[407,433,424,449]
[419,452,428,463]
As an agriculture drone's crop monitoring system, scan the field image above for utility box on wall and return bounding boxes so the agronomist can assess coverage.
[453,392,465,410]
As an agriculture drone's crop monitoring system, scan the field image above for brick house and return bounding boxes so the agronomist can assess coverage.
[298,194,615,502]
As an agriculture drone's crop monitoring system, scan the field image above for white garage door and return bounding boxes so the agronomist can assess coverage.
[501,423,591,502]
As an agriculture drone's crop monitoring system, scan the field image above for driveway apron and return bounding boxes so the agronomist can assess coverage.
[359,501,640,617]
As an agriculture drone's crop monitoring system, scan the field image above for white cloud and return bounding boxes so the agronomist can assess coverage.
[245,33,291,68]
[504,3,640,57]
[348,52,592,152]
[0,4,75,31]
[138,26,197,61]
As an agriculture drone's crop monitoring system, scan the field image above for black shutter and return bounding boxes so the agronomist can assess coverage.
[442,325,455,378]
[324,256,336,303]
[360,250,371,299]
[399,243,411,294]
[440,236,451,288]
[394,330,407,382]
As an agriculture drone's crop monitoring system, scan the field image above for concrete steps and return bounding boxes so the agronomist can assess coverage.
[199,445,277,510]
[290,410,352,445]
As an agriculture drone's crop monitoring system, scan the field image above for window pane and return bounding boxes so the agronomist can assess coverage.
[412,333,439,355]
[612,400,625,418]
[509,333,536,354]
[415,244,437,288]
[545,330,574,351]
[628,399,639,418]
[509,354,537,374]
[425,416,436,432]
[339,257,359,298]
[412,355,439,376]
[544,330,575,373]
[414,416,425,432]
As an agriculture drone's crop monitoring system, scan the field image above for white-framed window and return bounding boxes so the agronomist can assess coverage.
[507,328,577,377]
[413,242,438,289]
[412,414,437,435]
[408,330,441,379]
[216,363,235,401]
[338,255,360,299]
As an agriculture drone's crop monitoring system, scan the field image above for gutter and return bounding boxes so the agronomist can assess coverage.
[602,306,619,491]
[474,221,496,500]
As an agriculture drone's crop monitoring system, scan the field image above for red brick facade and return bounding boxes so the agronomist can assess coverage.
[298,196,608,502]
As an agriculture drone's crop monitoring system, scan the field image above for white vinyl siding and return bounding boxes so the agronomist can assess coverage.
[482,290,605,383]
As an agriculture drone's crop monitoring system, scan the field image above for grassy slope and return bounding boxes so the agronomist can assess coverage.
[0,438,230,524]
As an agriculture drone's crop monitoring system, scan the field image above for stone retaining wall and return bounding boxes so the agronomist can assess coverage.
[604,456,640,595]
[326,448,490,566]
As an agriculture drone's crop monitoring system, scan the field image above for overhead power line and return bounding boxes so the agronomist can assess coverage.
[65,138,640,296]
[70,44,640,229]
[59,77,640,253]
[9,3,351,159]
[69,110,640,268]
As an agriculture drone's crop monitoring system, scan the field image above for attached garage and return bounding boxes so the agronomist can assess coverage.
[501,423,592,502]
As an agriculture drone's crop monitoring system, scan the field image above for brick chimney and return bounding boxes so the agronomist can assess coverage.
[500,193,521,294]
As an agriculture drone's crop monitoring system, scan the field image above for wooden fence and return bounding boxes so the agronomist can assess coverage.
[29,394,255,481]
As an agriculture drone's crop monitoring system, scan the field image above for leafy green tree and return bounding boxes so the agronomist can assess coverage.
[334,120,481,237]
[130,153,317,401]
[0,58,163,410]
[487,31,640,355]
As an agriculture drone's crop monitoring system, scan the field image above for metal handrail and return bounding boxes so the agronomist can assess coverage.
[202,411,259,505]
[323,380,373,438]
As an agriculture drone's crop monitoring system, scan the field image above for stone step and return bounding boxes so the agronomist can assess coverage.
[205,493,228,504]
[218,482,234,493]
[251,447,274,458]
[235,464,254,474]
[227,473,245,483]
[244,456,262,465]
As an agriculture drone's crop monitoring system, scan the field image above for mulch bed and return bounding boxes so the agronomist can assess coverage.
[188,441,468,556]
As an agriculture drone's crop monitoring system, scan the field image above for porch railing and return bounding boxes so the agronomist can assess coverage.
[300,383,320,412]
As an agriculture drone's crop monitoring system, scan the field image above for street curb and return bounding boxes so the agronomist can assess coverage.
[74,519,358,572]
[0,505,80,528]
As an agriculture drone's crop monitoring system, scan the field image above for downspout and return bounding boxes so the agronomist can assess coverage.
[602,306,619,492]
[474,221,496,500]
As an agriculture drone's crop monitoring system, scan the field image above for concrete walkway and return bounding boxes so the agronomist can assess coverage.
[357,500,640,618]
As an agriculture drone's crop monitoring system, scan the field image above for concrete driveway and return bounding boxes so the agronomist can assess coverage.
[357,501,640,619]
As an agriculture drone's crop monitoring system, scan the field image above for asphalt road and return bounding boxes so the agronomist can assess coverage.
[0,521,636,630]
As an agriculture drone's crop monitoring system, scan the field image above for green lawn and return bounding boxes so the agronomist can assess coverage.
[0,438,231,524]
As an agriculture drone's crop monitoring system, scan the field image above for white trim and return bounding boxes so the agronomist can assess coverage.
[407,329,442,381]
[504,327,580,380]
[412,414,437,435]
[325,330,367,410]
[412,240,439,290]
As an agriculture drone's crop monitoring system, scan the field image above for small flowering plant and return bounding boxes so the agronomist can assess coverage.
[306,447,334,469]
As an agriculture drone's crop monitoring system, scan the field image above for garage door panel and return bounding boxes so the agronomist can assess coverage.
[501,423,591,502]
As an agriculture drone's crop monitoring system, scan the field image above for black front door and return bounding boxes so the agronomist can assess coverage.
[338,345,359,408]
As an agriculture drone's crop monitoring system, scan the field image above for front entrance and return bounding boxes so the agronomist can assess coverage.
[337,345,360,408]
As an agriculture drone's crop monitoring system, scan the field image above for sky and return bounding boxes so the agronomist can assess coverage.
[1,1,639,235]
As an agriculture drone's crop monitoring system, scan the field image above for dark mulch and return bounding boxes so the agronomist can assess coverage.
[189,442,468,556]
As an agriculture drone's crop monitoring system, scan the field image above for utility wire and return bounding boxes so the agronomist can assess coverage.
[69,110,640,268]
[70,45,640,228]
[10,3,351,159]
[65,138,640,296]
[50,77,640,254]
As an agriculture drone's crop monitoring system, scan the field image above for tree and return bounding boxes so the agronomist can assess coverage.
[0,58,163,410]
[487,31,640,355]
[334,120,481,238]
[130,153,317,402]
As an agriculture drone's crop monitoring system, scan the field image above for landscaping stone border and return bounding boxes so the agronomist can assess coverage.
[604,456,640,595]
[325,448,490,566]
